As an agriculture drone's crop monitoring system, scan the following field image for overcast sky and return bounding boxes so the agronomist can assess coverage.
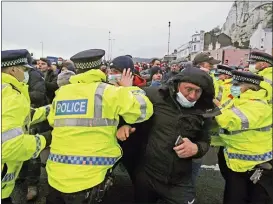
[2,2,233,59]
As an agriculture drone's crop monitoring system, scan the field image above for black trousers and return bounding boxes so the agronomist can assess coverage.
[18,156,41,186]
[223,163,273,204]
[1,197,13,204]
[133,168,195,204]
[46,185,91,204]
[218,146,228,180]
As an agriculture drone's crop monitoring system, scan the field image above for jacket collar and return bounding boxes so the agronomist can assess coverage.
[69,69,106,84]
[2,73,30,102]
[259,67,272,76]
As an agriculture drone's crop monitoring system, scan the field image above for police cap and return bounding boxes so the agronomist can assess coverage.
[231,70,264,85]
[70,49,105,70]
[110,56,134,73]
[249,51,273,66]
[1,49,33,69]
[216,64,234,76]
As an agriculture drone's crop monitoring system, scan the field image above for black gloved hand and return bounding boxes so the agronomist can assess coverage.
[40,130,52,147]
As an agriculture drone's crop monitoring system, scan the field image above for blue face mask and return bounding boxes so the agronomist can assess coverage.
[214,76,219,81]
[176,92,196,108]
[230,85,241,97]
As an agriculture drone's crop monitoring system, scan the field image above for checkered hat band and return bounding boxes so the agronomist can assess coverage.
[1,58,28,68]
[218,69,232,76]
[233,75,260,85]
[74,59,102,69]
[250,55,273,65]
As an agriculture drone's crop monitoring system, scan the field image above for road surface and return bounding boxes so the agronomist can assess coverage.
[11,147,225,204]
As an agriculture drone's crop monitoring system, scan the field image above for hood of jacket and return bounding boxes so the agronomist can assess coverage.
[69,69,106,84]
[161,67,215,111]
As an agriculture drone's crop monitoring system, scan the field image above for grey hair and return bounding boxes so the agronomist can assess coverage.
[240,83,260,91]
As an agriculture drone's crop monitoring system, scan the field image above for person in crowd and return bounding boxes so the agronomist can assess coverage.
[17,52,50,201]
[215,70,272,204]
[149,66,163,87]
[99,61,108,74]
[117,67,215,204]
[224,59,229,65]
[109,56,146,87]
[1,49,52,204]
[37,58,58,103]
[248,51,272,106]
[57,70,75,87]
[140,58,161,80]
[193,52,221,75]
[59,60,76,73]
[45,49,153,204]
[51,62,59,75]
[163,60,180,82]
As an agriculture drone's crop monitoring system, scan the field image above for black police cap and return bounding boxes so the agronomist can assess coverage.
[216,64,234,76]
[70,49,105,70]
[1,49,33,69]
[231,70,264,85]
[249,51,273,66]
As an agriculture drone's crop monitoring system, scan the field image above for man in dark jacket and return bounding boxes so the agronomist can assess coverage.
[117,67,215,204]
[38,58,58,103]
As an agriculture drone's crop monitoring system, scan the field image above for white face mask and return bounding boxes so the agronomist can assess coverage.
[249,64,258,73]
[176,92,196,108]
[23,71,29,84]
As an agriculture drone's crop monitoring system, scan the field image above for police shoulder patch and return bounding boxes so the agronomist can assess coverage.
[55,99,88,116]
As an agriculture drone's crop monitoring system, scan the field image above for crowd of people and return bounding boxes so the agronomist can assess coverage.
[1,47,273,204]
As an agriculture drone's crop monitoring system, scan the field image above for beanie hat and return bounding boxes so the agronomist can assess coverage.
[110,56,134,73]
[150,66,163,80]
[57,70,75,87]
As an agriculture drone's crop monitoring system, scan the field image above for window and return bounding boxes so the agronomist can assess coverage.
[261,38,264,42]
[194,45,196,51]
[194,38,197,41]
[261,46,264,48]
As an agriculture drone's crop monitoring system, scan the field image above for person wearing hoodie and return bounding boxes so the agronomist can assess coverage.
[149,66,163,87]
[117,67,215,204]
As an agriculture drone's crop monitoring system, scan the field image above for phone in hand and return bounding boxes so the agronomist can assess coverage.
[175,135,184,146]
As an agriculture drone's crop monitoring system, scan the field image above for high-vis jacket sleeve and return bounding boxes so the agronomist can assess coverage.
[2,133,46,163]
[116,86,153,124]
[30,105,51,125]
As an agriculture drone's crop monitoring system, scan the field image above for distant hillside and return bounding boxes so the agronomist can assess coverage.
[133,57,154,63]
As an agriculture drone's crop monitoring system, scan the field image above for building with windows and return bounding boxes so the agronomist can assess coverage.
[250,23,272,55]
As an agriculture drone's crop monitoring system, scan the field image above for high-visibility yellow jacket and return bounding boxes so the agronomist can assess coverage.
[215,89,272,172]
[46,69,153,193]
[210,78,233,146]
[258,67,272,105]
[1,73,49,199]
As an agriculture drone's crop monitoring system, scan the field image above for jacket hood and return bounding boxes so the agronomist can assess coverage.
[69,69,106,84]
[162,67,215,110]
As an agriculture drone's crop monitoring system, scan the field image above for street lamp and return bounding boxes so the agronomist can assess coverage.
[108,31,111,61]
[110,39,115,60]
[168,21,171,55]
[40,41,44,57]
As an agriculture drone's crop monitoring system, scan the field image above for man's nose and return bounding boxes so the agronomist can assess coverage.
[188,91,197,101]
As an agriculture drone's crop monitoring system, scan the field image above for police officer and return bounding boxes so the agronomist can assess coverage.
[1,49,52,204]
[45,49,153,204]
[215,70,273,204]
[248,51,273,106]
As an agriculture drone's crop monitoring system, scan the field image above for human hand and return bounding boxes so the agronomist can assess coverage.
[116,125,136,141]
[117,69,134,87]
[173,138,198,158]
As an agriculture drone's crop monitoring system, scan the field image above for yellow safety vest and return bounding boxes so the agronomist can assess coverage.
[258,67,272,105]
[210,78,233,146]
[216,89,272,172]
[1,73,48,199]
[46,69,153,193]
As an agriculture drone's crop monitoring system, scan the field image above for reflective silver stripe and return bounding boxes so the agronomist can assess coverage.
[131,89,146,95]
[135,94,147,122]
[216,86,223,101]
[32,135,42,158]
[48,153,120,165]
[94,83,107,118]
[2,172,16,182]
[231,106,249,129]
[264,78,272,86]
[2,128,24,143]
[219,124,272,135]
[54,118,119,127]
[1,84,8,90]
